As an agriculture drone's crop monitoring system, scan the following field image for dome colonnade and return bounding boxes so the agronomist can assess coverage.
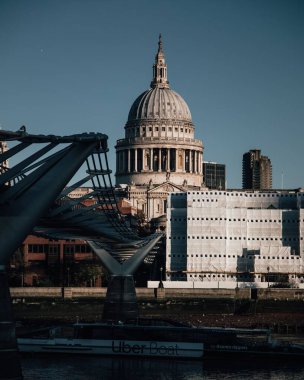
[116,137,203,184]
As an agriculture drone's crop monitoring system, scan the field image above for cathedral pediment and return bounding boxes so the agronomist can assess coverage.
[147,181,185,194]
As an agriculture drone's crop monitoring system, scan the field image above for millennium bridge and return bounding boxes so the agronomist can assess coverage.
[0,128,163,379]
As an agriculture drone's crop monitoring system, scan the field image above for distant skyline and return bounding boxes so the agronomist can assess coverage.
[0,0,303,189]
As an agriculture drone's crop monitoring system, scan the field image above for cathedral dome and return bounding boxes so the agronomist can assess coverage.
[126,34,192,126]
[127,87,192,123]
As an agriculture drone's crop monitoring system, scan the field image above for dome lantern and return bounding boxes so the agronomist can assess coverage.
[151,34,169,89]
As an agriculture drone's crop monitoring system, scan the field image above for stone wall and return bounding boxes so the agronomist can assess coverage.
[9,287,304,300]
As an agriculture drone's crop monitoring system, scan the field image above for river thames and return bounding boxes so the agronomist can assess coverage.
[20,355,304,380]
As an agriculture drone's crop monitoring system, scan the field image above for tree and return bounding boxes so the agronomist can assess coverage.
[74,263,103,287]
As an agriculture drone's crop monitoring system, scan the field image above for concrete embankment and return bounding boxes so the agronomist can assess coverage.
[9,286,304,301]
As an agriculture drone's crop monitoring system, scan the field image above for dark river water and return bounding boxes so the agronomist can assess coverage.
[20,355,304,380]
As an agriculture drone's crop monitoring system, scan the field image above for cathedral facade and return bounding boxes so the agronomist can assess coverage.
[115,36,204,220]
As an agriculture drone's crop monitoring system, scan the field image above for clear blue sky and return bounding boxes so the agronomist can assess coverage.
[0,0,303,189]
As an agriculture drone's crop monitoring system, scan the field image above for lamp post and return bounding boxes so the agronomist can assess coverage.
[267,266,270,288]
[159,266,164,289]
[67,267,70,287]
[21,270,24,287]
[236,266,239,289]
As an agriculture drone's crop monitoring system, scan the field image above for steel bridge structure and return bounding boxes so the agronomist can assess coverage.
[0,128,163,379]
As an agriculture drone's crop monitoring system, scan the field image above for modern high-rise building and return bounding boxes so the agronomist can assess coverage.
[115,35,204,220]
[242,149,272,190]
[203,161,226,190]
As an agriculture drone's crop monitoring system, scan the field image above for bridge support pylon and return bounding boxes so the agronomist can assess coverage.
[0,267,23,380]
[102,275,138,322]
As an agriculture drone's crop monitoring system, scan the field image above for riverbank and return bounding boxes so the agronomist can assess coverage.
[13,298,304,335]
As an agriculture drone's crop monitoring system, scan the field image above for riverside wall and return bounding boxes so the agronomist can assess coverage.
[9,287,304,301]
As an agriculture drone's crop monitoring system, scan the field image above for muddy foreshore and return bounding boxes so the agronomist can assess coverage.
[13,298,304,336]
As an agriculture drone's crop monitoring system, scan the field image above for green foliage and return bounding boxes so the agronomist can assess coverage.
[73,264,103,286]
[269,279,298,289]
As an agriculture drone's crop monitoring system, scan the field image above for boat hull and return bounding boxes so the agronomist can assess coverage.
[204,344,304,358]
[18,338,204,359]
[17,319,304,359]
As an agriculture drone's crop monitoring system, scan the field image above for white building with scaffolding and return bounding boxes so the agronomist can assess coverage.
[165,189,304,288]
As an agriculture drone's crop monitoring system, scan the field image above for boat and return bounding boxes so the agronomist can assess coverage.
[17,319,204,359]
[198,326,304,358]
[18,317,304,359]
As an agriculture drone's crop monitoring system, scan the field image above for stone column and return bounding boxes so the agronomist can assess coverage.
[150,148,153,171]
[198,152,200,174]
[118,151,121,173]
[119,150,125,173]
[182,150,185,172]
[134,148,138,172]
[158,148,162,172]
[152,197,155,219]
[197,151,200,174]
[127,149,131,173]
[119,151,122,172]
[189,150,193,173]
[167,148,170,171]
[117,151,120,173]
